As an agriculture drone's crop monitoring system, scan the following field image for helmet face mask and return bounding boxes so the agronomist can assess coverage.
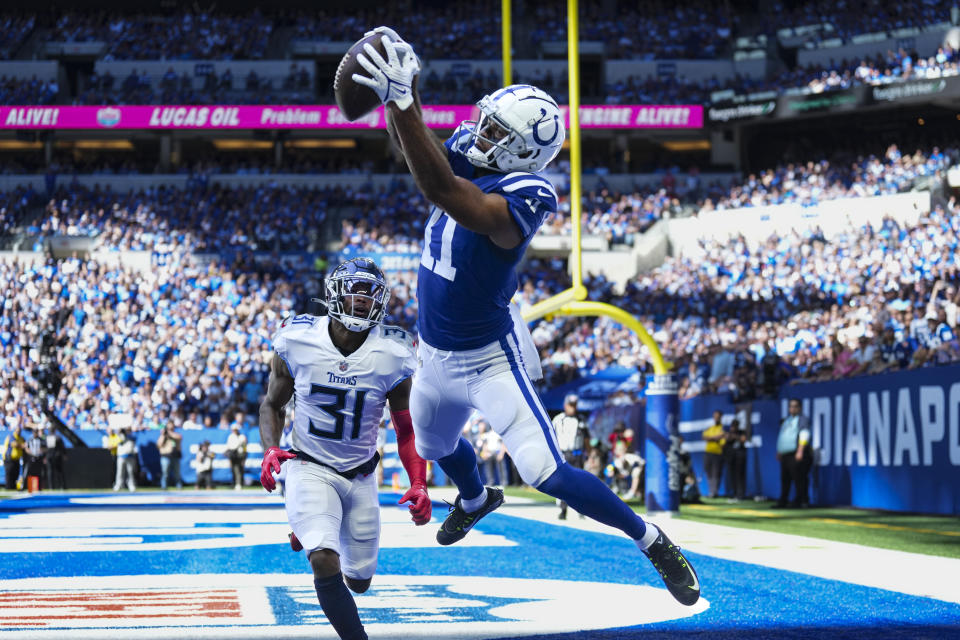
[325,258,390,332]
[463,84,565,173]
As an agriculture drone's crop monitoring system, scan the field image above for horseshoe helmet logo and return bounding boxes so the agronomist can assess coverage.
[532,108,561,146]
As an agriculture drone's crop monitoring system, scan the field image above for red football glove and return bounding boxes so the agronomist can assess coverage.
[398,482,432,525]
[260,447,297,492]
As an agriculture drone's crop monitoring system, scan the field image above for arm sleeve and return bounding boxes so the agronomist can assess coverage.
[501,192,552,242]
[496,174,559,242]
[391,409,426,487]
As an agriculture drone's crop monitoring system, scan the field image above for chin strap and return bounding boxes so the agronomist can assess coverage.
[390,409,426,487]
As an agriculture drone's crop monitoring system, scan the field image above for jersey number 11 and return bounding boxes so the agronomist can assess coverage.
[420,208,457,282]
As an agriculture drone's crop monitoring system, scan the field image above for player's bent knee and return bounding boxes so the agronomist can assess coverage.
[415,438,454,462]
[308,548,341,578]
[508,442,560,488]
[344,576,372,594]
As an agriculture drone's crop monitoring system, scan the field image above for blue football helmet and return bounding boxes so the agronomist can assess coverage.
[463,84,565,173]
[325,258,390,332]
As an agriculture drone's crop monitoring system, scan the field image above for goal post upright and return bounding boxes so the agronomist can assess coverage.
[515,0,680,513]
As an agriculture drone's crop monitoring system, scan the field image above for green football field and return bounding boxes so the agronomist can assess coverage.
[503,487,960,559]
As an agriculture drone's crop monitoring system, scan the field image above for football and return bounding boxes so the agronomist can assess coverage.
[334,32,391,122]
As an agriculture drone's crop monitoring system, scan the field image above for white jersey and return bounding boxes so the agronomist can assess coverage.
[552,413,584,453]
[272,314,416,472]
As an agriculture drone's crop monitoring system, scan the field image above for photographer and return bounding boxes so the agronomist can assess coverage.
[43,428,67,490]
[112,428,137,492]
[224,423,247,490]
[195,440,215,490]
[725,418,749,501]
[157,424,183,490]
[3,427,25,490]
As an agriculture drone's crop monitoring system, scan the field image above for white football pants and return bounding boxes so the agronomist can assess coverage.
[410,319,562,488]
[284,458,380,580]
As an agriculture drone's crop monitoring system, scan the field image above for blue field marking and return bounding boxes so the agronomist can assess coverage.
[375,513,960,633]
[1,491,958,639]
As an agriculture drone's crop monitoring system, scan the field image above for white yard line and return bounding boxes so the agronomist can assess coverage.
[430,488,960,605]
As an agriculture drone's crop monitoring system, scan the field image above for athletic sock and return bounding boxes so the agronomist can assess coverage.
[436,436,485,502]
[460,487,489,513]
[537,463,647,540]
[314,573,368,640]
[636,522,660,550]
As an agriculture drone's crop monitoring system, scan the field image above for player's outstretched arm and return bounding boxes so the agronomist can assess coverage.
[353,36,523,249]
[258,353,297,492]
[386,75,446,158]
[388,100,523,249]
[387,377,432,525]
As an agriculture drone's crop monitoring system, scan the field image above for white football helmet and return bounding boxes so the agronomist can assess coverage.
[463,84,565,173]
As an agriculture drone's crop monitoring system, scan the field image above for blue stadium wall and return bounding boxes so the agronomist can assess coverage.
[4,364,958,514]
[678,363,960,515]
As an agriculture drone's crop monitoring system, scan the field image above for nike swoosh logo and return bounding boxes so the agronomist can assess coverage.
[537,188,552,198]
[476,365,491,375]
[686,561,700,591]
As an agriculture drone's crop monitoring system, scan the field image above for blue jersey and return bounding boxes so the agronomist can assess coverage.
[416,129,559,351]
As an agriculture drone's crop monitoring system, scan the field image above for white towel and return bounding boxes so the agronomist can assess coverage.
[509,302,544,382]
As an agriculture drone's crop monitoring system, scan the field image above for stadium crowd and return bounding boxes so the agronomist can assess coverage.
[771,44,959,96]
[531,195,960,398]
[0,186,39,238]
[0,245,318,434]
[529,0,734,60]
[0,13,35,59]
[291,2,499,61]
[766,0,956,46]
[0,138,956,438]
[529,141,956,245]
[74,64,315,106]
[0,75,58,105]
[27,183,350,253]
[49,11,273,60]
[0,0,954,108]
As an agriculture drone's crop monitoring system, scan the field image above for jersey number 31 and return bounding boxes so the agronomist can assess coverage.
[307,384,367,441]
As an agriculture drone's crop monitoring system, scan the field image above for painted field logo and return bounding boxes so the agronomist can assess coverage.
[0,575,707,637]
[0,588,244,629]
[273,575,709,636]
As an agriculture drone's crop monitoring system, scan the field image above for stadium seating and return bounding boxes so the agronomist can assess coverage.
[2,1,960,436]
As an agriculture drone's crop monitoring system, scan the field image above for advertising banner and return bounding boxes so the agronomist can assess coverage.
[708,76,960,124]
[335,250,421,272]
[675,363,960,515]
[869,76,958,104]
[778,85,866,117]
[707,99,777,123]
[0,104,704,130]
[645,374,680,512]
[782,365,960,515]
[538,365,639,412]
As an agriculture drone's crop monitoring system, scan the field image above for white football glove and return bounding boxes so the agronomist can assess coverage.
[352,36,420,111]
[363,26,405,44]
